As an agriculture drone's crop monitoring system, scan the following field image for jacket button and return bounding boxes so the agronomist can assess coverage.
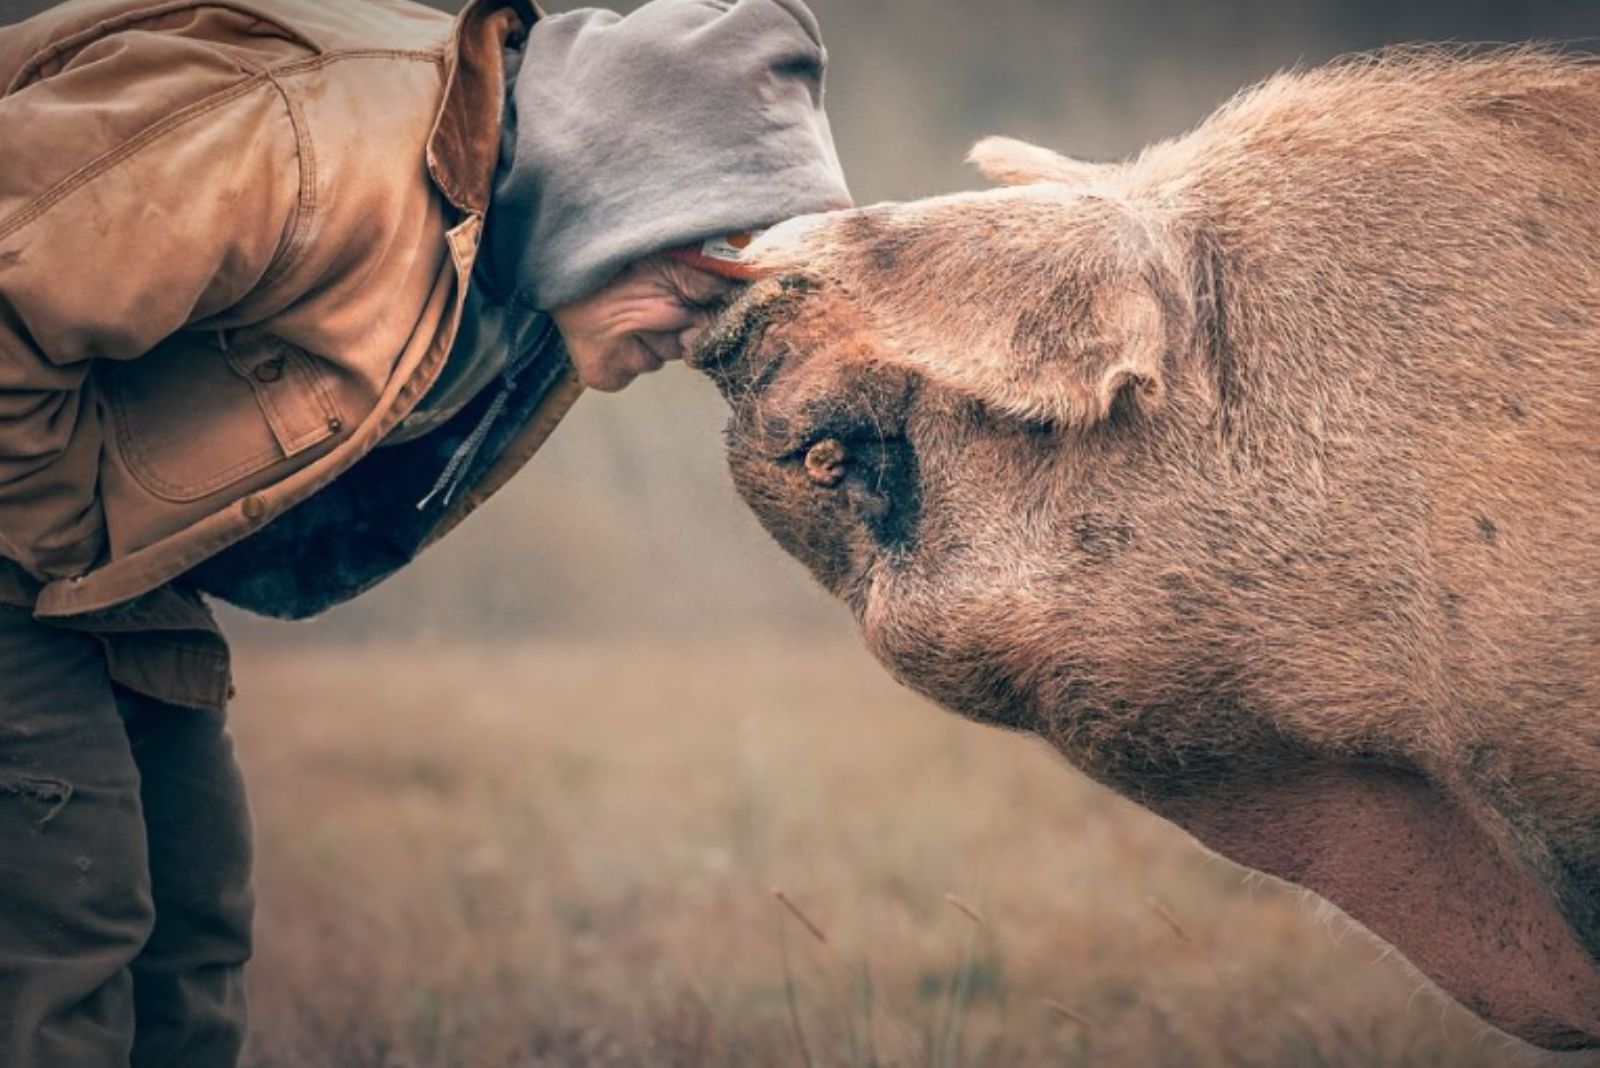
[253,358,285,383]
[241,495,268,521]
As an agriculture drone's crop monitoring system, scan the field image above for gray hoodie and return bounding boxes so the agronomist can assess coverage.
[486,0,853,309]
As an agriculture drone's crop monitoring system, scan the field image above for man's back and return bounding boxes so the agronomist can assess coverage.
[0,0,482,615]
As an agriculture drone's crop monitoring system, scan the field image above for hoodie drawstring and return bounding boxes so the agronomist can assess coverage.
[416,316,560,512]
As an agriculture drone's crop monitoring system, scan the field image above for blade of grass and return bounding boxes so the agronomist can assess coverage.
[777,915,816,1068]
[934,892,988,1068]
[773,888,925,1064]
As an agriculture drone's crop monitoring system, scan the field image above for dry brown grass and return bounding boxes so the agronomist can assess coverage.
[233,638,1594,1068]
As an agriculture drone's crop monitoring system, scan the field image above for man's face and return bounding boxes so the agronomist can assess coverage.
[549,255,742,392]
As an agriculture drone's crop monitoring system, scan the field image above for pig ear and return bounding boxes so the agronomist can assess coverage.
[972,277,1172,430]
[968,137,1108,187]
[1070,280,1172,426]
[860,273,1176,432]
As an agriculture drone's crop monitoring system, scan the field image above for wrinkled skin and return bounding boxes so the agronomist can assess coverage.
[551,254,741,392]
[691,51,1600,1050]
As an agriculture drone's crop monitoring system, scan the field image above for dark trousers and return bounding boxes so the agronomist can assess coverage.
[0,605,252,1068]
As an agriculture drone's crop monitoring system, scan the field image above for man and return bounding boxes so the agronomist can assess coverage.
[0,0,851,1063]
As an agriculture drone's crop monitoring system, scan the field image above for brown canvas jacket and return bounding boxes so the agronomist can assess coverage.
[0,0,585,705]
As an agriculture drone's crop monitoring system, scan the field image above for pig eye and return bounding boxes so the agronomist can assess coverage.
[802,438,850,487]
[785,429,880,487]
[788,429,923,554]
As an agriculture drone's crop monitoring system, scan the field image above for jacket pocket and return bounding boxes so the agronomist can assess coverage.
[108,329,343,504]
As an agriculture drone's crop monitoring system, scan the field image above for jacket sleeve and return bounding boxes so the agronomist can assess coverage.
[0,44,304,580]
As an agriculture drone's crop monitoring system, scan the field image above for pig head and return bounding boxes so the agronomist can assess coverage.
[692,51,1600,1049]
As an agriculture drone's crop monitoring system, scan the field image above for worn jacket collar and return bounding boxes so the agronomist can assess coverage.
[426,0,541,218]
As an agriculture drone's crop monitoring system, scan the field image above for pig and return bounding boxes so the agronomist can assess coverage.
[690,49,1600,1049]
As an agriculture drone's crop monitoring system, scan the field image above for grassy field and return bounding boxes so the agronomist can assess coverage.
[233,638,1590,1068]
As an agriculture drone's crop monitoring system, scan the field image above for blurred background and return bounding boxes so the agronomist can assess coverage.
[5,1,1600,1065]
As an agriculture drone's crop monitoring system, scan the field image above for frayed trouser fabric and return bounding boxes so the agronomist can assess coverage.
[0,605,252,1068]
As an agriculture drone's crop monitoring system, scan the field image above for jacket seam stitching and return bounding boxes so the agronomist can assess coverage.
[288,344,344,434]
[0,51,440,244]
[0,74,272,241]
[259,71,315,288]
[3,0,325,95]
[254,51,444,280]
[257,344,338,454]
[264,49,444,78]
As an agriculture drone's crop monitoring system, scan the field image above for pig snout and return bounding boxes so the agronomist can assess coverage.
[688,274,817,399]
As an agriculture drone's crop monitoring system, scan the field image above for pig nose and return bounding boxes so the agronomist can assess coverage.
[688,274,815,398]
